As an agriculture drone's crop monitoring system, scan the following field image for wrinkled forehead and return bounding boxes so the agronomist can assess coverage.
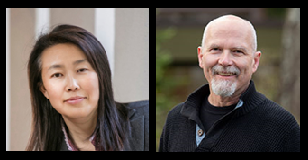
[205,20,254,50]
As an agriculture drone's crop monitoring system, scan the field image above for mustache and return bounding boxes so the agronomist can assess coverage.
[212,65,241,76]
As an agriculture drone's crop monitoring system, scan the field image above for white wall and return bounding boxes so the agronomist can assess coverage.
[113,8,149,102]
[6,8,149,151]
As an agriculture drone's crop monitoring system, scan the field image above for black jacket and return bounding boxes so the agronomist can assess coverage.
[60,100,149,151]
[159,81,300,152]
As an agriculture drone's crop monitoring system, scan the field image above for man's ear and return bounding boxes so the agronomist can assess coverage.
[252,51,261,73]
[197,47,204,68]
[39,82,49,99]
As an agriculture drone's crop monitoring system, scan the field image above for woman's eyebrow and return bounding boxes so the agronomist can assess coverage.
[48,59,87,71]
[73,59,87,65]
[48,64,63,70]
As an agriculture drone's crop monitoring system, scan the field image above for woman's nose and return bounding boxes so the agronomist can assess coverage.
[66,74,80,92]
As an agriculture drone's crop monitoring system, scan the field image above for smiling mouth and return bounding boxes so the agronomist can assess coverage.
[215,72,237,76]
[212,65,240,77]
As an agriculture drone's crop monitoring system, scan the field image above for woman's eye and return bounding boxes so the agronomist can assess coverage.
[51,73,63,78]
[77,68,88,73]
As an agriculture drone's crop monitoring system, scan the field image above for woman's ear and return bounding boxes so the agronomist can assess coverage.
[39,82,49,99]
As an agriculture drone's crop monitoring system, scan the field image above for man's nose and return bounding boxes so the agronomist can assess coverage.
[65,74,80,92]
[218,50,233,66]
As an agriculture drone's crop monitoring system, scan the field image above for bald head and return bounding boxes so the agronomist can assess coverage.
[201,15,257,52]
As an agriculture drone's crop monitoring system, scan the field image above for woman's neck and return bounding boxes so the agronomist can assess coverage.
[62,110,97,150]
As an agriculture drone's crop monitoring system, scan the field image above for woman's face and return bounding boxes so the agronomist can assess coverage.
[40,43,99,119]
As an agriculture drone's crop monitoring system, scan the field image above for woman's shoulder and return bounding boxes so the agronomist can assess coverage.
[125,100,149,109]
[123,100,149,151]
[125,100,149,119]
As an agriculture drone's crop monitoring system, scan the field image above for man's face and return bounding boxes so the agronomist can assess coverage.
[198,19,261,97]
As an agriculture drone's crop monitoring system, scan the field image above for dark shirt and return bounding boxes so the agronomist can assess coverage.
[199,97,236,133]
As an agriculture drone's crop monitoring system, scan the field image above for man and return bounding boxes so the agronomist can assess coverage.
[159,15,300,152]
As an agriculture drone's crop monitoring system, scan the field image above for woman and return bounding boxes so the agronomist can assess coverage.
[26,24,149,151]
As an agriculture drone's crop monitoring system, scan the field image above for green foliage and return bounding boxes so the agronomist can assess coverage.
[156,28,176,109]
[156,28,177,151]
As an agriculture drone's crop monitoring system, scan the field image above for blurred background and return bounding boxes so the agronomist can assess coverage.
[6,8,149,151]
[156,8,300,151]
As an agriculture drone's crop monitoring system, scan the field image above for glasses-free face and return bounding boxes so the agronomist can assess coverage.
[40,43,100,119]
[198,19,261,99]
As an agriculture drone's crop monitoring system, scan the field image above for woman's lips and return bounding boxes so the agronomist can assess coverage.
[64,97,87,104]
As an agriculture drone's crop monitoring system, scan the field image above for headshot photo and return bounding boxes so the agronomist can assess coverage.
[7,8,149,151]
[157,8,300,152]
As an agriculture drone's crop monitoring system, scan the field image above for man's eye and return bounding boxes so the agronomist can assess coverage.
[233,50,245,55]
[211,48,221,51]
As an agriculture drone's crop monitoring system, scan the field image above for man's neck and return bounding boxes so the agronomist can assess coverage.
[208,82,250,107]
[208,93,240,107]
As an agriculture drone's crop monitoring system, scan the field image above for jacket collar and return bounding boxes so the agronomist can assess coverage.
[60,101,148,151]
[180,80,267,121]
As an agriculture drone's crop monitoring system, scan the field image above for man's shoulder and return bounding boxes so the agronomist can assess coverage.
[257,98,298,127]
[260,99,291,117]
[164,102,195,128]
[168,102,185,118]
[255,98,300,151]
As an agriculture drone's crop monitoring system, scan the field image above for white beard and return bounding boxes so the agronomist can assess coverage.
[211,78,237,97]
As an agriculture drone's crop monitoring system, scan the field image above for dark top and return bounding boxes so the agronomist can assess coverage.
[159,81,300,152]
[199,97,236,133]
[60,100,149,151]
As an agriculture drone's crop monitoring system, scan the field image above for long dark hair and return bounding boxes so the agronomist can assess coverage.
[26,24,129,151]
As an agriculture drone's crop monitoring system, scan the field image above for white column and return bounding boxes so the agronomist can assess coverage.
[35,8,50,39]
[6,8,10,151]
[94,8,115,77]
